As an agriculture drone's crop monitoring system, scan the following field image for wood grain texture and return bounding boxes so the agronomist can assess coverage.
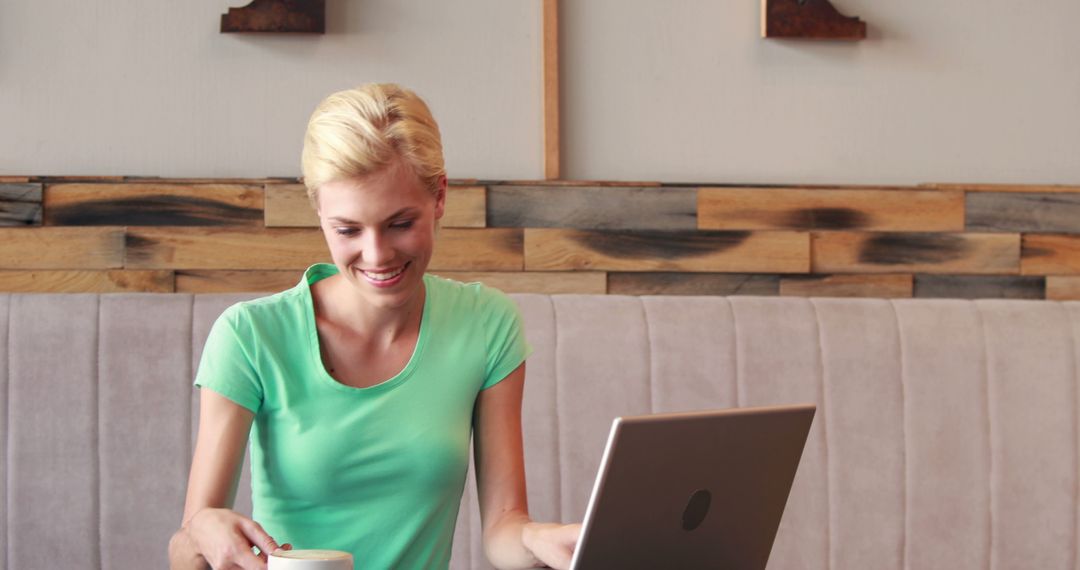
[780,274,913,298]
[525,229,809,273]
[762,0,866,39]
[812,232,1020,274]
[0,270,173,293]
[914,275,1044,299]
[542,0,560,179]
[432,229,523,271]
[175,270,299,293]
[485,180,662,187]
[264,184,315,227]
[430,271,606,294]
[489,186,695,230]
[0,176,31,183]
[0,227,125,269]
[1021,234,1080,275]
[265,185,486,228]
[125,228,328,270]
[1046,277,1080,300]
[45,184,263,226]
[221,0,325,33]
[1,184,43,226]
[608,273,779,296]
[699,187,963,231]
[966,193,1080,233]
[923,183,1080,194]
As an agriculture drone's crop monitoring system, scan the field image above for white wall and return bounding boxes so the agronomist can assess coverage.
[0,1,541,179]
[2,0,1079,184]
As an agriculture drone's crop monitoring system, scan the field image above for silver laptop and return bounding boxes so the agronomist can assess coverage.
[569,403,816,570]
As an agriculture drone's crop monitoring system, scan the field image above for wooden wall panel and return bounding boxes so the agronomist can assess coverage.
[966,193,1080,233]
[0,227,125,269]
[812,232,1020,274]
[175,270,299,293]
[45,184,263,226]
[914,275,1045,299]
[924,183,1080,194]
[265,184,486,228]
[779,274,913,298]
[525,229,809,273]
[125,228,328,270]
[1022,235,1080,275]
[431,229,524,271]
[1046,277,1080,300]
[1,183,43,226]
[699,188,963,231]
[0,270,173,292]
[431,271,606,294]
[489,186,696,230]
[607,273,779,296]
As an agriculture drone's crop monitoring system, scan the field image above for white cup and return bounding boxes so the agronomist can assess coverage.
[268,549,354,570]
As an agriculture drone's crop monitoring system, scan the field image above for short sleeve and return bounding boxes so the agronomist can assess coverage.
[480,287,533,390]
[193,305,263,413]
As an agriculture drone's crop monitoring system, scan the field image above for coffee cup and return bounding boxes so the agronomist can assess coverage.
[268,549,354,570]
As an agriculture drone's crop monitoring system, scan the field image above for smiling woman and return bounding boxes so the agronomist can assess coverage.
[169,83,582,570]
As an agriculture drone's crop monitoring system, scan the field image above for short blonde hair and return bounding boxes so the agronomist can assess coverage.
[301,83,446,204]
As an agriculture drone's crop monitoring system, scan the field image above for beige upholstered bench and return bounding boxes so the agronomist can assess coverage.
[2,293,1078,569]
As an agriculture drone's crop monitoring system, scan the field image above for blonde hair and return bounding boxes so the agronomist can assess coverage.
[301,83,446,204]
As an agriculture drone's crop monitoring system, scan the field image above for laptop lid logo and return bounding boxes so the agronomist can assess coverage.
[681,489,712,531]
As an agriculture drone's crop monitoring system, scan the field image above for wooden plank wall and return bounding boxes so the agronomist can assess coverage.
[1,177,1079,299]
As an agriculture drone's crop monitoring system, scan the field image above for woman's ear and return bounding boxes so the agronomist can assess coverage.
[433,175,448,220]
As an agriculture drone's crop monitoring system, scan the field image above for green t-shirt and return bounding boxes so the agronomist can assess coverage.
[194,263,531,569]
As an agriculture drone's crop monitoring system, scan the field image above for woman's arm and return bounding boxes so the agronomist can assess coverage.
[169,389,282,570]
[474,363,581,570]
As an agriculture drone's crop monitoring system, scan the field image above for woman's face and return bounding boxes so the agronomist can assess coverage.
[316,157,445,312]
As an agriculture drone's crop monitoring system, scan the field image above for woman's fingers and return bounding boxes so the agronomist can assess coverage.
[241,519,281,558]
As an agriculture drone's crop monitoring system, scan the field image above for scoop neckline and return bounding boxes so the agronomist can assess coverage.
[302,263,431,395]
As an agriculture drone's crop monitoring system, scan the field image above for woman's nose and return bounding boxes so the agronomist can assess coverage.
[364,231,394,265]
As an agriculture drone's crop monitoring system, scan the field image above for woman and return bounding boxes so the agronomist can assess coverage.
[169,83,581,569]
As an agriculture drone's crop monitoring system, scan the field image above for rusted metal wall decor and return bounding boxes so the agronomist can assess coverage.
[762,0,866,40]
[220,0,325,34]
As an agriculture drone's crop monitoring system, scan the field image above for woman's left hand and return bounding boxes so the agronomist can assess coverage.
[522,522,583,569]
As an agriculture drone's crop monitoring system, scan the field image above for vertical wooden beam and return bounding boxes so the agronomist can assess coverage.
[542,0,561,179]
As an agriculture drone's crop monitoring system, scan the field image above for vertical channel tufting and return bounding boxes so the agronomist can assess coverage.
[93,296,102,570]
[890,300,909,570]
[546,296,562,524]
[1071,302,1080,570]
[808,300,831,570]
[731,298,743,408]
[976,303,996,570]
[640,297,655,414]
[2,294,10,570]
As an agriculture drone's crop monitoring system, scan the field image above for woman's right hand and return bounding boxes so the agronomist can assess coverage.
[185,507,284,570]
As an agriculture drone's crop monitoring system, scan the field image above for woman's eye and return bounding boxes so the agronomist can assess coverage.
[335,227,359,236]
[391,220,414,230]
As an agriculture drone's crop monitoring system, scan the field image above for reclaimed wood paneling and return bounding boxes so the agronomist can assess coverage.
[489,186,696,230]
[966,193,1080,233]
[220,0,325,33]
[525,229,809,273]
[432,229,523,271]
[762,0,866,39]
[1022,235,1080,275]
[812,232,1020,274]
[0,227,125,269]
[699,188,963,231]
[431,272,606,294]
[0,176,31,183]
[0,270,173,293]
[265,184,486,228]
[125,228,328,270]
[914,275,1045,299]
[608,273,779,296]
[45,184,263,226]
[924,183,1080,194]
[1047,277,1080,300]
[780,274,913,298]
[176,270,299,293]
[1,184,43,226]
[485,180,661,187]
[263,184,314,227]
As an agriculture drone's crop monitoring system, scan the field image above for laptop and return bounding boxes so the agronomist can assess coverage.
[568,403,816,570]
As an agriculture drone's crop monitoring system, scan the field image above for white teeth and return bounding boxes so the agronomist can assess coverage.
[362,266,406,281]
